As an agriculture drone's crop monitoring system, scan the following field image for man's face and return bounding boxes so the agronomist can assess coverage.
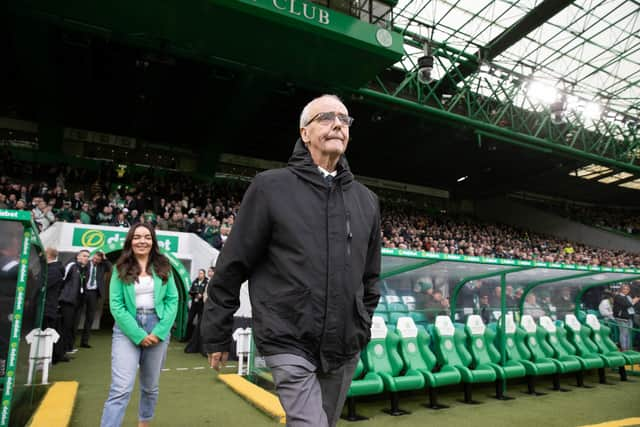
[77,251,89,266]
[92,253,102,264]
[300,97,350,159]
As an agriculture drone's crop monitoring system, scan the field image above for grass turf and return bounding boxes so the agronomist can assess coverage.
[48,331,640,426]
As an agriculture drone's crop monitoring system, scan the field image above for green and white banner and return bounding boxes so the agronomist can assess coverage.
[72,227,179,253]
[0,228,31,427]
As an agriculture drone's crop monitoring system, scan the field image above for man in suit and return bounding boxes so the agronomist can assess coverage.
[59,250,90,353]
[45,247,69,363]
[78,251,111,348]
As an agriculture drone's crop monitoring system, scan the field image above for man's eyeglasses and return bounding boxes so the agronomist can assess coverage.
[305,112,354,127]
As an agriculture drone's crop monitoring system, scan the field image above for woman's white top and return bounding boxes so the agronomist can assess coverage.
[135,276,155,309]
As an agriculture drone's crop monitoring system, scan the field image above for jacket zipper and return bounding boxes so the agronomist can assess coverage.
[346,210,352,257]
[319,183,331,371]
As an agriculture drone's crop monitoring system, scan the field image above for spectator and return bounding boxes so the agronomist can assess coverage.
[598,290,614,320]
[79,202,93,224]
[523,293,546,320]
[113,211,130,228]
[613,284,639,351]
[97,206,114,225]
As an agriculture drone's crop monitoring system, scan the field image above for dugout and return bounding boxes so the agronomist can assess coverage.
[248,248,640,389]
[0,210,47,427]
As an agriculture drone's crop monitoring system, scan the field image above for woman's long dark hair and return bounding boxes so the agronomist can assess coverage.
[115,223,171,284]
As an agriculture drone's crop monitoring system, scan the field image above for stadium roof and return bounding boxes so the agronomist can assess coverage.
[394,0,639,118]
[370,0,639,172]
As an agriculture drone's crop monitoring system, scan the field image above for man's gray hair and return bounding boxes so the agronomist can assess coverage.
[299,94,344,128]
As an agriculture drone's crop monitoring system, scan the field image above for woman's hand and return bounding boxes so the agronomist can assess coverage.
[140,334,160,347]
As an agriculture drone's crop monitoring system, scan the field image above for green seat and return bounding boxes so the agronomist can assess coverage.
[375,301,388,313]
[493,313,555,395]
[584,314,638,378]
[520,315,571,391]
[559,315,608,384]
[374,311,390,324]
[465,315,526,399]
[566,314,626,373]
[347,358,384,397]
[343,358,384,421]
[389,311,407,326]
[363,316,425,415]
[430,315,496,404]
[539,315,596,388]
[396,317,461,409]
[409,311,429,327]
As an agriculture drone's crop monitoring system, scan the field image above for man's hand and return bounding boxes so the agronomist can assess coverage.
[208,352,229,371]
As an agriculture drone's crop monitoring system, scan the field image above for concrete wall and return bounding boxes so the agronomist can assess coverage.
[475,197,640,254]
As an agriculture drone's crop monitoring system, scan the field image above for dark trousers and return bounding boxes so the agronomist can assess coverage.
[185,300,203,341]
[43,315,66,362]
[80,290,99,345]
[60,302,79,352]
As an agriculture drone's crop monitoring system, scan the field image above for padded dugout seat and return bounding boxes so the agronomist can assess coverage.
[584,314,637,379]
[430,316,496,404]
[396,317,461,409]
[565,314,626,383]
[343,358,384,421]
[520,315,570,391]
[585,313,640,366]
[493,313,555,395]
[363,316,424,416]
[539,316,595,388]
[465,315,526,400]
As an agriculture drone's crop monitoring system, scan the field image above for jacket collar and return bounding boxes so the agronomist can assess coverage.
[287,138,353,189]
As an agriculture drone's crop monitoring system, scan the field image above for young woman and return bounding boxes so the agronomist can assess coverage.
[100,223,179,427]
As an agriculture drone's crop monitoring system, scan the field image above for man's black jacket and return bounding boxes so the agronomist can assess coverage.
[59,262,87,306]
[45,260,64,319]
[201,139,381,372]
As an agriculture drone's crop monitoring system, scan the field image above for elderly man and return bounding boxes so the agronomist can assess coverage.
[201,94,381,427]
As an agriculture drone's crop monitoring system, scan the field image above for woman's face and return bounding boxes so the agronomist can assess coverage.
[131,227,153,257]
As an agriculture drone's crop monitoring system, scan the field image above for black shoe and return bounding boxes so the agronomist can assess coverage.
[53,356,71,364]
[80,343,92,348]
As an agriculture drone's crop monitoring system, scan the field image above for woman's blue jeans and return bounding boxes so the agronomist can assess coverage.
[100,311,170,427]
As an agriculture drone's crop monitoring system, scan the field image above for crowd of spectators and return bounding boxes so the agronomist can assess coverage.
[0,152,246,250]
[381,207,640,268]
[1,152,639,267]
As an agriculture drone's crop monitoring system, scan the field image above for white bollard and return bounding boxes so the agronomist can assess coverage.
[232,328,252,376]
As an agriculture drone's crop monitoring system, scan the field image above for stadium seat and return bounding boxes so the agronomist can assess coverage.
[395,317,461,409]
[519,315,566,391]
[538,316,593,388]
[362,316,425,416]
[373,312,390,324]
[493,313,554,395]
[562,315,611,384]
[375,301,388,313]
[430,316,496,404]
[343,358,384,421]
[401,295,416,311]
[409,311,429,327]
[465,315,526,400]
[584,314,639,378]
